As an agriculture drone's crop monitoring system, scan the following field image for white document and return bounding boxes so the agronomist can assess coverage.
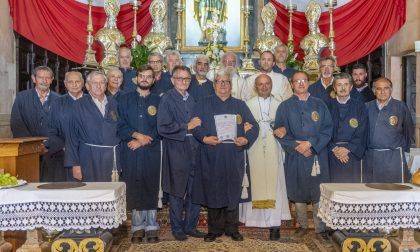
[214,114,237,141]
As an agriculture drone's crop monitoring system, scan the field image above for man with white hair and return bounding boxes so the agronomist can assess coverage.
[188,54,214,102]
[65,71,120,182]
[242,51,293,102]
[106,66,125,100]
[118,46,137,93]
[221,51,245,100]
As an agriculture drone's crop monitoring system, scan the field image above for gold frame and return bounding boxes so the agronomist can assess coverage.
[180,0,245,53]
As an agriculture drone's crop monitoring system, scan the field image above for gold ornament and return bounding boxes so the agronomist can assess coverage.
[389,115,398,126]
[254,3,283,53]
[311,111,320,122]
[110,111,118,121]
[148,105,157,116]
[236,114,243,124]
[349,118,358,128]
[329,91,336,99]
[143,0,172,54]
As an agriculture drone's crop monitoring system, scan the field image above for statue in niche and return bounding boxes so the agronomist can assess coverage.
[194,0,228,45]
[95,0,125,68]
[300,0,329,73]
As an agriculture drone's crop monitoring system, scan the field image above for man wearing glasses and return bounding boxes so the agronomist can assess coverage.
[157,66,205,241]
[274,71,332,242]
[11,65,60,182]
[118,65,161,243]
[149,52,173,97]
[191,68,259,242]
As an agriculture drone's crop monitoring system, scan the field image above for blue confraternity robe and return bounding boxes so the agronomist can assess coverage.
[274,95,332,203]
[365,98,414,183]
[151,71,173,97]
[187,75,214,102]
[65,95,120,182]
[157,88,198,198]
[118,92,161,210]
[191,95,259,209]
[328,98,368,183]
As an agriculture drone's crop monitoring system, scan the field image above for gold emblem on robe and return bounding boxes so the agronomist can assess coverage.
[349,118,358,128]
[147,105,157,116]
[311,111,320,122]
[389,115,398,126]
[330,91,336,99]
[110,111,118,121]
[236,114,242,124]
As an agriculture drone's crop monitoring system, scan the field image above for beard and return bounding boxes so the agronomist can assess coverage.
[138,82,153,90]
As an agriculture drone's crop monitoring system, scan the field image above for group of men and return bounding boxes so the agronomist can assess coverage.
[10,44,414,244]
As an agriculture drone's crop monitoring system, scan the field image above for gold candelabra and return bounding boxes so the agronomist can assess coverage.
[240,0,256,71]
[82,0,99,67]
[286,3,297,54]
[131,0,142,49]
[325,0,340,73]
[175,0,184,51]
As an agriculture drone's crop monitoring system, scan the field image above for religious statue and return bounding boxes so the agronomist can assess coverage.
[95,0,125,69]
[254,2,283,54]
[143,0,172,54]
[300,1,329,73]
[194,0,228,46]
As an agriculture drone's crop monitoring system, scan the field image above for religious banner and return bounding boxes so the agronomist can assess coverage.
[272,0,406,66]
[8,0,153,64]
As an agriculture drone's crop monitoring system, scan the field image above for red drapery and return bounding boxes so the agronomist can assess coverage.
[271,0,406,66]
[9,0,152,64]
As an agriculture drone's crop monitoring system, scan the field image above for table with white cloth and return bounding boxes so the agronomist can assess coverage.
[318,183,420,251]
[0,182,127,252]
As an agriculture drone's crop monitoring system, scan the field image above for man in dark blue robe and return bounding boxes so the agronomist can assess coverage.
[157,66,205,241]
[365,77,414,183]
[327,73,368,183]
[47,71,84,182]
[188,55,214,102]
[65,71,120,182]
[350,63,376,103]
[105,67,126,101]
[192,69,259,242]
[148,52,173,97]
[274,71,332,240]
[10,66,60,182]
[273,44,296,80]
[118,65,161,243]
[118,47,137,93]
[308,56,335,104]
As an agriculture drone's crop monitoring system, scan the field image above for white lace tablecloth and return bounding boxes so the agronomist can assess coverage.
[0,182,127,231]
[318,183,420,230]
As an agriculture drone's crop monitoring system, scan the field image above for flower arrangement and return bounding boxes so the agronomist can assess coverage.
[286,42,303,70]
[203,42,226,68]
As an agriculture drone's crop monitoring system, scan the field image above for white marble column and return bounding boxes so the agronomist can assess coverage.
[0,0,16,138]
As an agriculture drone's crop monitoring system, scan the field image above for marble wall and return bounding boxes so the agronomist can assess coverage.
[0,0,16,138]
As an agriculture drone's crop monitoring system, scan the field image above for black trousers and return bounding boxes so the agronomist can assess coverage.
[207,206,239,235]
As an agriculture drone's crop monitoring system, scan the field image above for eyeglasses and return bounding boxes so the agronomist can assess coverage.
[173,77,192,82]
[292,79,308,84]
[149,60,162,64]
[36,75,52,80]
[138,74,154,80]
[214,80,231,85]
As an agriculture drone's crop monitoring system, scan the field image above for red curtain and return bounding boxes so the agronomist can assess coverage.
[9,0,152,64]
[271,0,406,66]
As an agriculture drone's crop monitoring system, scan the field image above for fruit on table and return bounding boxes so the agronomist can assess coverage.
[0,173,18,186]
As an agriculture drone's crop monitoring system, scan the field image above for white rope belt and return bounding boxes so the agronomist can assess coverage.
[84,143,119,182]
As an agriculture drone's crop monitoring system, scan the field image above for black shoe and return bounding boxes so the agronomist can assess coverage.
[269,228,280,241]
[185,229,206,238]
[146,230,159,243]
[228,232,244,241]
[172,231,187,241]
[204,233,217,242]
[131,229,145,243]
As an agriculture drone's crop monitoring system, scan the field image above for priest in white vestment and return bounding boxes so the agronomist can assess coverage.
[239,73,291,240]
[242,51,293,102]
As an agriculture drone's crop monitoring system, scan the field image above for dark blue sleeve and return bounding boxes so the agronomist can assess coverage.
[191,99,211,143]
[274,102,298,154]
[10,93,32,137]
[46,100,65,154]
[117,97,136,141]
[240,100,259,148]
[64,103,81,167]
[157,97,188,141]
[308,102,333,154]
[347,103,368,159]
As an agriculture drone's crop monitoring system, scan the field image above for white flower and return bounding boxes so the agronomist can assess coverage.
[136,35,142,42]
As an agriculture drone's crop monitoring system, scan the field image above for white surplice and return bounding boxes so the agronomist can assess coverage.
[239,96,291,227]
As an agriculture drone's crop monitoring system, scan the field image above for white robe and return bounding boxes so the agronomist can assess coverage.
[242,71,293,102]
[239,96,291,228]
